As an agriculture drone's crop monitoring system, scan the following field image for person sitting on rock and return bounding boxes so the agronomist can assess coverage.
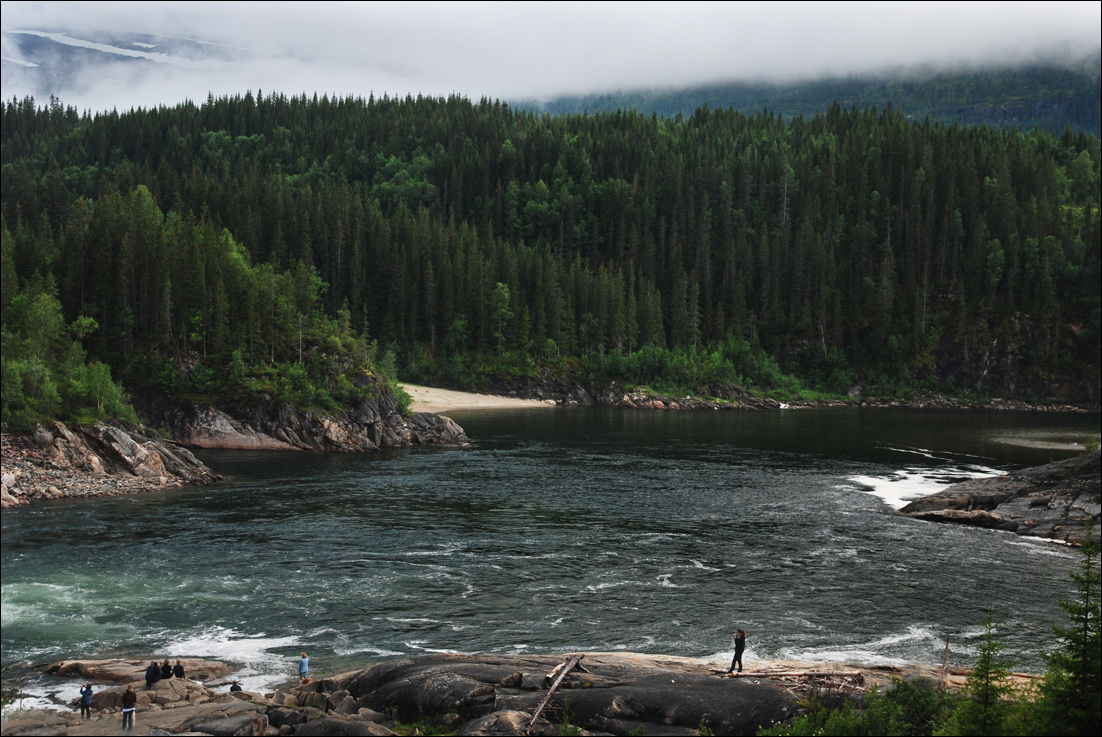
[229,681,243,692]
[172,660,185,679]
[145,661,161,690]
[161,659,173,679]
[79,684,93,718]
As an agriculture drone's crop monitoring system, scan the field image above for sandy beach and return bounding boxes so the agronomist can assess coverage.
[401,383,555,414]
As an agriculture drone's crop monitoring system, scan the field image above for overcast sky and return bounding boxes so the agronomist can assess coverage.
[2,1,1100,112]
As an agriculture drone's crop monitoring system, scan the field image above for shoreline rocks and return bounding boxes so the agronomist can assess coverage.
[1,421,220,508]
[133,372,467,453]
[900,451,1101,544]
[1,374,468,507]
[3,652,971,736]
[484,376,1093,413]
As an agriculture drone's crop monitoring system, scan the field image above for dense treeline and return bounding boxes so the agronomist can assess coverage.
[1,92,1099,415]
[531,59,1102,137]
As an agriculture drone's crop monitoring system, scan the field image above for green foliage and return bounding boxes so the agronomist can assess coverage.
[2,92,1099,406]
[1085,435,1100,453]
[1026,524,1102,736]
[0,280,135,429]
[937,618,1016,736]
[760,679,957,736]
[558,697,582,736]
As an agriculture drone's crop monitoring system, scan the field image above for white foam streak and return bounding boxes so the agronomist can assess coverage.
[848,463,1002,510]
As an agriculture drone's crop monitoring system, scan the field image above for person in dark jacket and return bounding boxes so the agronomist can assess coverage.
[726,628,748,675]
[173,660,185,679]
[229,681,243,692]
[161,659,173,679]
[79,684,93,718]
[145,661,161,690]
[121,684,136,730]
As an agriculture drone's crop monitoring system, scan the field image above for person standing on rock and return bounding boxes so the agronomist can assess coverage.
[121,684,136,730]
[79,683,93,718]
[298,652,309,682]
[145,661,161,690]
[726,628,747,675]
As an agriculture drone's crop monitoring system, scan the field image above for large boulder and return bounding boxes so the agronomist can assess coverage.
[48,657,234,684]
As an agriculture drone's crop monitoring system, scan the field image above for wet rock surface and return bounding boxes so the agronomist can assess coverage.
[901,451,1101,544]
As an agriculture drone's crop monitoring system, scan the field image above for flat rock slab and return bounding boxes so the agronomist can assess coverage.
[323,653,799,735]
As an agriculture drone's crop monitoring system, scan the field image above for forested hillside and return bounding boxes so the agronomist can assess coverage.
[1,93,1099,426]
[528,60,1102,137]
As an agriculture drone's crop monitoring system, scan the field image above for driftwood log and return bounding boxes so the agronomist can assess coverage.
[527,653,584,734]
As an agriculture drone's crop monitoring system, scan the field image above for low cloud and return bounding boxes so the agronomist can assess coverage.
[2,1,1099,112]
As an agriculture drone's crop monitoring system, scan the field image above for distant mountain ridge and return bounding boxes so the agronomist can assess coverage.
[519,55,1102,137]
[1,28,260,105]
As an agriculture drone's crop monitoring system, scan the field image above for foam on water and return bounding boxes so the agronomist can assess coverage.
[161,627,301,692]
[780,625,945,666]
[846,450,1002,509]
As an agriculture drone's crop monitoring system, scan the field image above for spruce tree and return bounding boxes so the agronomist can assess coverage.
[939,617,1015,736]
[1031,522,1102,736]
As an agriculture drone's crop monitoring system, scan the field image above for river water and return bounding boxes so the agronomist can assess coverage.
[2,407,1098,706]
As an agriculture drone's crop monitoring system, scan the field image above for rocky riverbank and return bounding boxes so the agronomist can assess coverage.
[2,652,983,736]
[2,375,468,507]
[901,450,1101,544]
[1,422,220,507]
[482,376,1094,413]
[133,381,466,453]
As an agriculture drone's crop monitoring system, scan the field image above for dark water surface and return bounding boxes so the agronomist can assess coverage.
[2,407,1099,702]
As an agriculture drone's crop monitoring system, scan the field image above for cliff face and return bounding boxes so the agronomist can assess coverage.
[134,373,466,453]
[901,451,1101,544]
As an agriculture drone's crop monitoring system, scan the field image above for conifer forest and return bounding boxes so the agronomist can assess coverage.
[1,93,1099,425]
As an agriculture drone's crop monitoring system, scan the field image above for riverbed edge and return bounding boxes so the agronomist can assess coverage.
[2,652,1023,737]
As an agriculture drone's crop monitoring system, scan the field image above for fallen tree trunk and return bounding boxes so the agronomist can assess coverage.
[528,654,584,734]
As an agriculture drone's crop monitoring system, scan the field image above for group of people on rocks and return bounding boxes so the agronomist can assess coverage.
[144,658,186,689]
[82,633,748,731]
[77,659,189,730]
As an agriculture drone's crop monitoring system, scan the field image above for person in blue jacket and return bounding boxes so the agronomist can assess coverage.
[298,652,309,682]
[145,661,161,690]
[79,683,93,718]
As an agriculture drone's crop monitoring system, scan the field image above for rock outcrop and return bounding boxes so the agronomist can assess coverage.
[1,421,219,507]
[901,451,1101,544]
[135,372,466,453]
[6,653,805,736]
[45,658,236,684]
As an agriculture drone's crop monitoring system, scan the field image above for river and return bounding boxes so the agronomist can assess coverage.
[1,407,1098,707]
